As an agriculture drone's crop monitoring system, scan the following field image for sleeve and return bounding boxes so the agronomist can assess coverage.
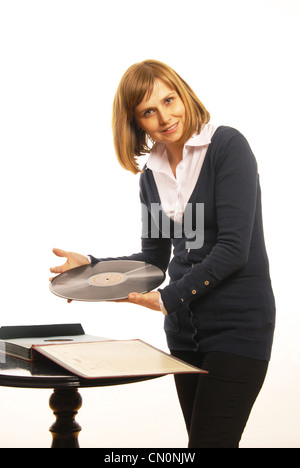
[159,132,258,314]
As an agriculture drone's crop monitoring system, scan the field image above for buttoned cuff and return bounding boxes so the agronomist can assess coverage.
[158,276,213,314]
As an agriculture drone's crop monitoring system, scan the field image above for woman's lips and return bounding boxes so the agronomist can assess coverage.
[162,122,179,134]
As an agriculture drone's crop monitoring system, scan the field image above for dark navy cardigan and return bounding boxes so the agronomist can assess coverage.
[90,126,276,361]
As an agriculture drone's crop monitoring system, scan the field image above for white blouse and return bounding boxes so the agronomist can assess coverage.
[146,123,219,223]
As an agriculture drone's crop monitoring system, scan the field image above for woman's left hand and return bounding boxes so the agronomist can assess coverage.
[115,291,166,314]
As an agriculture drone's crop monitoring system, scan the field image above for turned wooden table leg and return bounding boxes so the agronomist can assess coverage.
[49,387,82,448]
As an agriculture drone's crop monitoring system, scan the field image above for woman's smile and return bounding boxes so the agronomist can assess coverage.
[162,121,180,134]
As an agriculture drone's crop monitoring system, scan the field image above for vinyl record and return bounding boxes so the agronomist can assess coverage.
[49,260,165,302]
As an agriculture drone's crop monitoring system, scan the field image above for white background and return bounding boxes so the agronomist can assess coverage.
[0,0,299,448]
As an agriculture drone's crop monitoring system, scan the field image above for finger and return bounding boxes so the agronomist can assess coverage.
[52,248,68,258]
[49,265,66,274]
[128,292,144,303]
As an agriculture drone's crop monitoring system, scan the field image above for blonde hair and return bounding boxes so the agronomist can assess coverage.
[112,59,210,174]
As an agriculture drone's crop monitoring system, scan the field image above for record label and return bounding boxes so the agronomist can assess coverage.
[49,260,165,302]
[88,272,126,287]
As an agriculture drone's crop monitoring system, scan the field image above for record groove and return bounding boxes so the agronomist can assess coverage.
[50,260,165,302]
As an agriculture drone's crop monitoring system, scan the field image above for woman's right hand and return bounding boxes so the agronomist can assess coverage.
[49,248,90,282]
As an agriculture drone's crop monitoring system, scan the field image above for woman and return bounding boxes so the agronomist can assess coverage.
[50,60,276,448]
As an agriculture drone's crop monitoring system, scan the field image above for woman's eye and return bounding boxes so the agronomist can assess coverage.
[165,97,174,104]
[144,109,154,117]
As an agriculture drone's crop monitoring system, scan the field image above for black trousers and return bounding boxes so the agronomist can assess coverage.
[171,350,268,448]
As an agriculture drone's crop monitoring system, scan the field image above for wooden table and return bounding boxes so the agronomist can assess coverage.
[0,353,157,448]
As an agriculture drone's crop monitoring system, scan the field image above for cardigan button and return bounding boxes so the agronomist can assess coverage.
[204,281,210,286]
[192,290,197,295]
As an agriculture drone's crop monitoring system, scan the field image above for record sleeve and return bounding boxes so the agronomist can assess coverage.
[32,339,206,379]
[49,260,165,302]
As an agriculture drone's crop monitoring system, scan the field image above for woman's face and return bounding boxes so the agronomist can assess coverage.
[134,79,186,146]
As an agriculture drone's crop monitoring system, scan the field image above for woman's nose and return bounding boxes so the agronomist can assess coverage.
[158,109,171,125]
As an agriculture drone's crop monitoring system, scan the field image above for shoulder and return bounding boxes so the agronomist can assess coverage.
[210,126,257,170]
[211,125,248,148]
